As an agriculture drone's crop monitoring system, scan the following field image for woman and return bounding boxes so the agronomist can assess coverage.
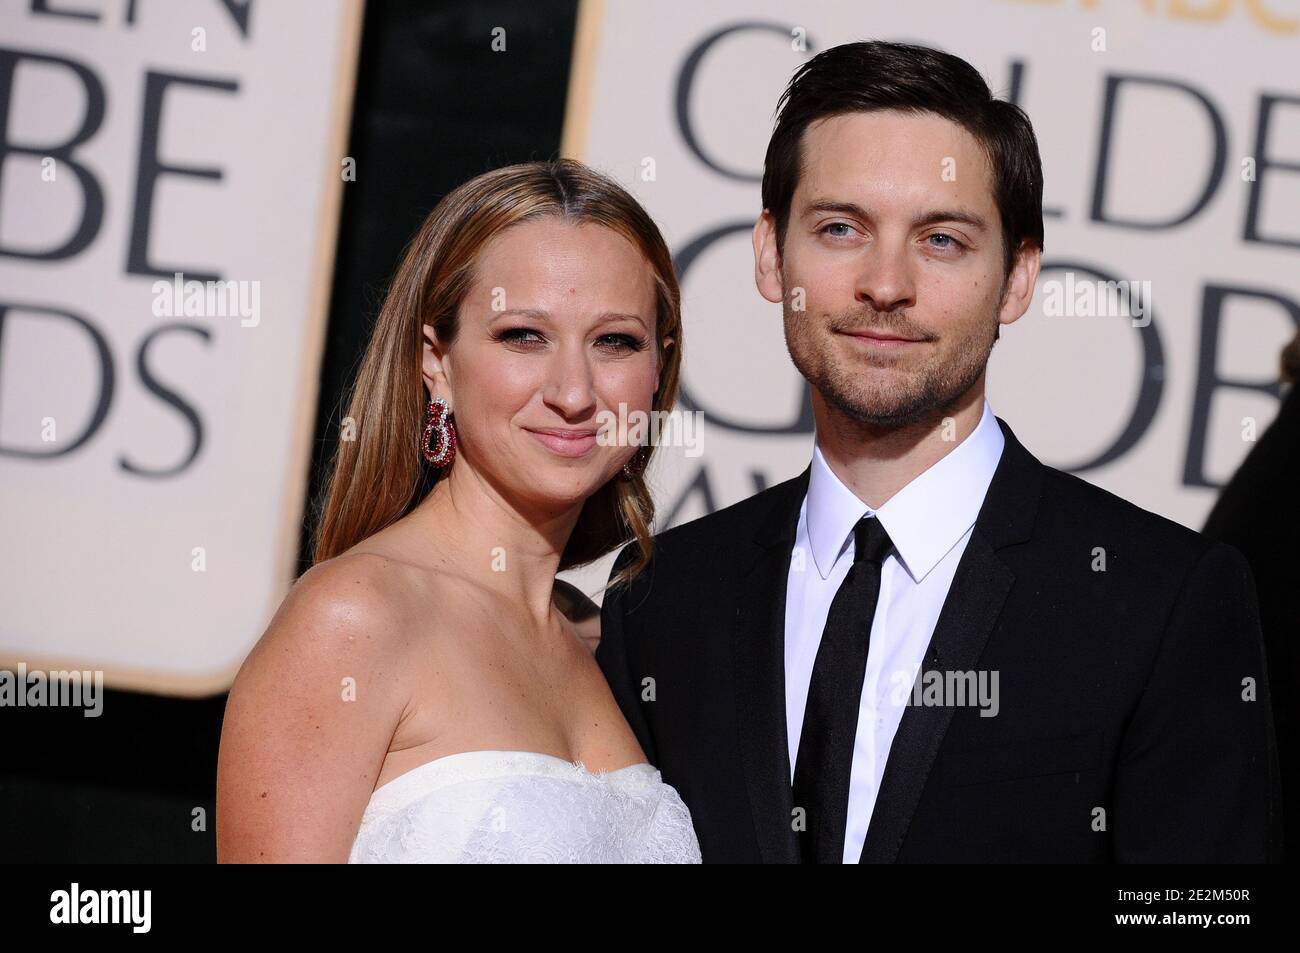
[215,159,700,863]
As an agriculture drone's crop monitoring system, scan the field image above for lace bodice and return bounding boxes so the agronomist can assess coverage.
[347,749,702,863]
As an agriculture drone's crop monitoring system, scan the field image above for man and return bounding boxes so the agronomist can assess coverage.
[596,40,1282,862]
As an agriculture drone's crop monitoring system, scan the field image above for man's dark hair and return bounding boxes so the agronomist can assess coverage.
[762,40,1044,279]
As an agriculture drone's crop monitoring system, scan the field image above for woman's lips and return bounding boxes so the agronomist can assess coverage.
[525,428,599,457]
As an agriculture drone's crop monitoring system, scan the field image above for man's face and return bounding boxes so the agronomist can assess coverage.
[754,109,1035,429]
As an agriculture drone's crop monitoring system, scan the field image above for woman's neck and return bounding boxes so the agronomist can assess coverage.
[409,462,586,626]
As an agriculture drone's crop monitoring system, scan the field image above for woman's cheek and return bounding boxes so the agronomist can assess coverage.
[597,363,650,410]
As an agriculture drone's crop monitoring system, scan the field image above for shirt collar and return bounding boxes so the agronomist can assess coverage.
[806,399,1006,583]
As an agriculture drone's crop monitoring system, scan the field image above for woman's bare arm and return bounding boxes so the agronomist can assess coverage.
[216,554,411,862]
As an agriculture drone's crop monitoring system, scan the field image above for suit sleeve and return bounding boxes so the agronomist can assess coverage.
[595,543,658,765]
[1113,541,1284,861]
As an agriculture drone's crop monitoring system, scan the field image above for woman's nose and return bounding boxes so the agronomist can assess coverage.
[541,348,598,420]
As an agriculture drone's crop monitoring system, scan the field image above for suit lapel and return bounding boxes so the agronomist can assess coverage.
[733,465,810,864]
[857,533,1013,862]
[859,416,1045,862]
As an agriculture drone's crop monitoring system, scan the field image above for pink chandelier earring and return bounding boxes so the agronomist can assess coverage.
[421,396,457,468]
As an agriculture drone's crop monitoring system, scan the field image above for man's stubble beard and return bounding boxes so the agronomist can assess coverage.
[783,299,999,431]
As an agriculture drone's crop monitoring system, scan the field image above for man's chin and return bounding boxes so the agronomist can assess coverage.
[821,380,948,430]
[838,405,934,429]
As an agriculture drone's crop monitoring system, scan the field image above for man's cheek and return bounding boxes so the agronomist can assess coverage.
[790,265,850,308]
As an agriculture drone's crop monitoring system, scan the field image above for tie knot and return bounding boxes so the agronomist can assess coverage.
[852,515,893,568]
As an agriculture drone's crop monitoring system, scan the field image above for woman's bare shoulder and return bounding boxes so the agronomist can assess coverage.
[226,551,428,742]
[227,551,427,736]
[278,553,418,650]
[216,552,420,862]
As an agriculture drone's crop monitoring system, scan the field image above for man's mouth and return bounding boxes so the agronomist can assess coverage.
[839,328,927,347]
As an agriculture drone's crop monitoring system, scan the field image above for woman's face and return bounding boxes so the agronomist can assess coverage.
[424,217,666,511]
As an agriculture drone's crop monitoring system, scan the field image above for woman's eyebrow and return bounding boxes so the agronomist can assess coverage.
[491,308,551,321]
[490,308,650,326]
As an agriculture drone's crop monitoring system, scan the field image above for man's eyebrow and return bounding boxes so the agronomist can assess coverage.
[911,209,989,231]
[802,200,871,219]
[801,200,989,232]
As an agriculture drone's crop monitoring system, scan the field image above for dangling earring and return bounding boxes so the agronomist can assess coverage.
[621,445,647,480]
[421,396,457,468]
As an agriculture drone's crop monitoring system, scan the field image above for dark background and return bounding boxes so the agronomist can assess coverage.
[0,0,578,863]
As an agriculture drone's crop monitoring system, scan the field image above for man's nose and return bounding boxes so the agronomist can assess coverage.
[854,241,917,313]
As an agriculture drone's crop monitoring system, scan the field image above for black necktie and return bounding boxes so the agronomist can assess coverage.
[792,514,894,864]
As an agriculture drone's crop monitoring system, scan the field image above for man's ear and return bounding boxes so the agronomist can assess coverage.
[421,323,452,403]
[753,211,786,304]
[997,240,1042,331]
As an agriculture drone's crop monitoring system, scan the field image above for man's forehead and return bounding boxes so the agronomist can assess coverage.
[796,110,994,207]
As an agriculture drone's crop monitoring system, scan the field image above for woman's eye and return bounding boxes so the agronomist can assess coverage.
[498,328,645,352]
[498,327,545,345]
[597,334,645,352]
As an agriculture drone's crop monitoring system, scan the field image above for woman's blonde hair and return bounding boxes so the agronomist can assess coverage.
[310,159,682,592]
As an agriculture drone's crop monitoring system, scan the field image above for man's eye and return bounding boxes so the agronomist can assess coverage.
[820,223,854,238]
[927,233,966,251]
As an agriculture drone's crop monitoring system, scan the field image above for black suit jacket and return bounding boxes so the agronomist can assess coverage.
[597,416,1283,862]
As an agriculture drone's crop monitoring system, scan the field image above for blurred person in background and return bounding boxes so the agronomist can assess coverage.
[1202,328,1300,862]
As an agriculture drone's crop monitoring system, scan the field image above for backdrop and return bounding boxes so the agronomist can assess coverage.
[0,0,362,694]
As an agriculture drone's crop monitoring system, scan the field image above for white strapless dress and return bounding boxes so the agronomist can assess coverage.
[347,749,702,863]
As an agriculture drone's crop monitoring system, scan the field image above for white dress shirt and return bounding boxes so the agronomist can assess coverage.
[784,398,1006,862]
